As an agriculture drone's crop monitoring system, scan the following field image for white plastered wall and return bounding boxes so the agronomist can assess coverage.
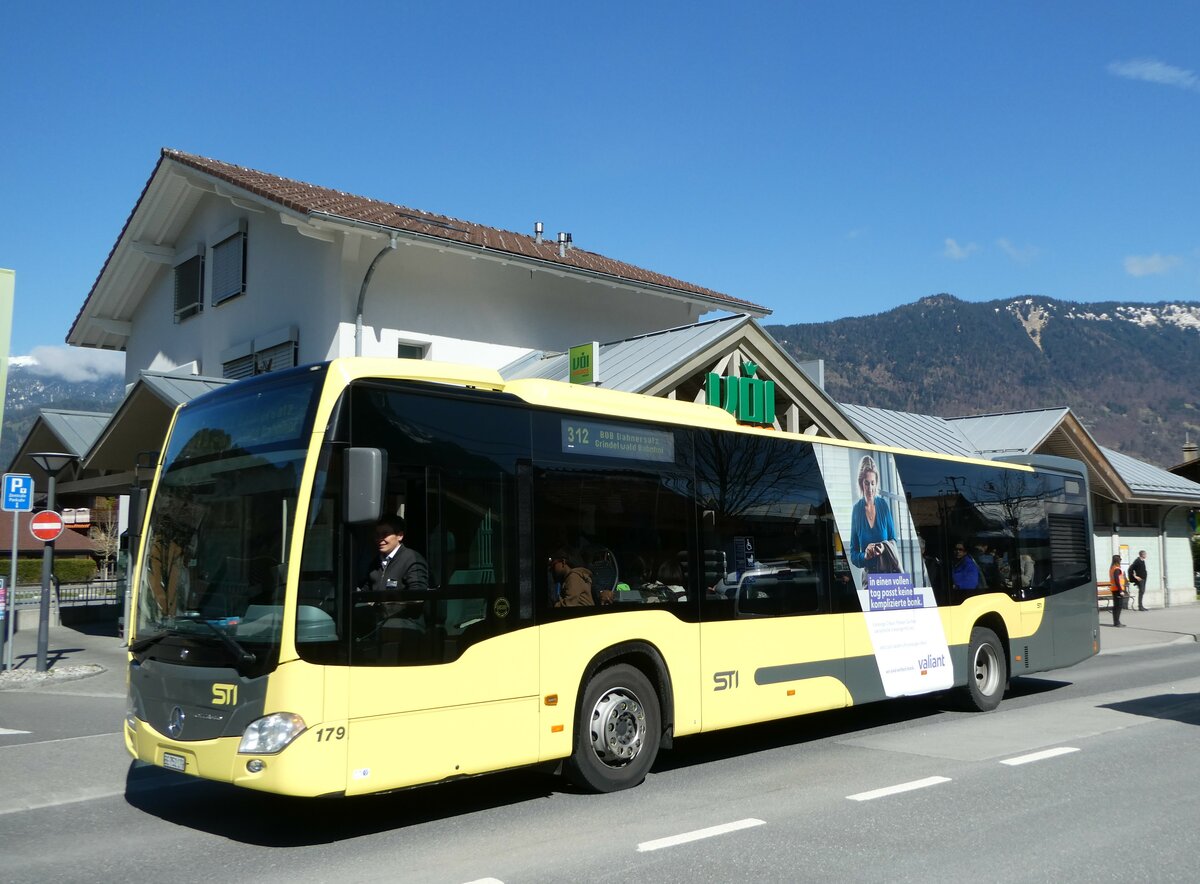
[124,193,706,382]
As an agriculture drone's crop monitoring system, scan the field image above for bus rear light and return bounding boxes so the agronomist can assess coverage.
[238,712,306,755]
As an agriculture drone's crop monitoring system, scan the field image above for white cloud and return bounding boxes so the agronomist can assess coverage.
[23,346,125,382]
[996,238,1040,264]
[1124,253,1181,277]
[1108,58,1200,93]
[943,238,978,260]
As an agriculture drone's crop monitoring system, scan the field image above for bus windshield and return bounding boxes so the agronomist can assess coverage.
[134,367,323,672]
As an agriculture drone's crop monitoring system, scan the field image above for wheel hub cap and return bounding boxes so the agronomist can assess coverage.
[589,688,645,766]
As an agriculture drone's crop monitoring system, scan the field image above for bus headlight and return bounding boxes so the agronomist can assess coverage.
[238,713,306,755]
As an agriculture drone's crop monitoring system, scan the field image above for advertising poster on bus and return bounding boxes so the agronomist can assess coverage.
[814,446,955,697]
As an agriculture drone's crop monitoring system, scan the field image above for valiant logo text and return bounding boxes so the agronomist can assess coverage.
[917,654,946,675]
[212,684,238,705]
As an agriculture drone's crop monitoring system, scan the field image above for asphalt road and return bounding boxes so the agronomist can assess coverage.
[2,640,1198,883]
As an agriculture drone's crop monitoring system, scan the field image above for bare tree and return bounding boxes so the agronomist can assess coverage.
[90,498,120,579]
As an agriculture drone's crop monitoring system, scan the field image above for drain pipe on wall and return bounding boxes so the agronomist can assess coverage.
[355,233,398,357]
[1157,504,1180,608]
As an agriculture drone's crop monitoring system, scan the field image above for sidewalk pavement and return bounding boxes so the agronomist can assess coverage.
[0,619,128,694]
[1098,601,1200,654]
[0,600,1196,692]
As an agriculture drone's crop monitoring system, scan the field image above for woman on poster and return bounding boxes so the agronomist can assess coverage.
[849,454,898,574]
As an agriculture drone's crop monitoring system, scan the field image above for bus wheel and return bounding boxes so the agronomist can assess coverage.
[565,663,661,793]
[956,626,1006,712]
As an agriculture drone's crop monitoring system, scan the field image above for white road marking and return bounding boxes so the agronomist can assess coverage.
[0,731,120,748]
[1000,746,1080,766]
[637,818,766,852]
[847,775,952,801]
[461,879,504,884]
[0,727,32,735]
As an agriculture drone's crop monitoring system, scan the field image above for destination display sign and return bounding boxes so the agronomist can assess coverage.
[561,418,674,463]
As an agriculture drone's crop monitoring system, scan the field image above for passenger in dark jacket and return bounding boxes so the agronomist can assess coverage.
[550,548,594,607]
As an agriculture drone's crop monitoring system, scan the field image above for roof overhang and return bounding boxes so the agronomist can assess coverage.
[69,150,769,349]
[1033,415,1129,501]
[68,155,205,349]
[640,320,865,442]
[83,372,233,472]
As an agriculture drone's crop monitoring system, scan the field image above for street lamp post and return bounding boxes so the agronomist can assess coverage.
[29,452,76,672]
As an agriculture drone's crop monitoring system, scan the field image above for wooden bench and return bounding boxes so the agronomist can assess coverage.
[1097,582,1113,610]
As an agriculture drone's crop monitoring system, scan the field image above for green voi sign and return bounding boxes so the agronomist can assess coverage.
[569,341,601,385]
[706,361,776,426]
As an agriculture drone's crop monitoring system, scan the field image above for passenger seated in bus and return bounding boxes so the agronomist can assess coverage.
[356,516,430,622]
[550,549,595,607]
[974,543,1002,588]
[1019,554,1035,588]
[919,537,942,593]
[644,560,686,602]
[951,542,983,592]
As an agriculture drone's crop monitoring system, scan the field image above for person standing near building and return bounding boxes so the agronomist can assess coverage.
[1129,549,1149,611]
[1109,554,1127,627]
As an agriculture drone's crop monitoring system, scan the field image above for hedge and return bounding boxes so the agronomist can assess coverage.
[0,557,97,584]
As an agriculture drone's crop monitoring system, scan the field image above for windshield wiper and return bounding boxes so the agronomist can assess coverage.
[179,612,257,665]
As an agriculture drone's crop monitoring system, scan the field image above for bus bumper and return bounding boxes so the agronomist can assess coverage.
[124,716,347,797]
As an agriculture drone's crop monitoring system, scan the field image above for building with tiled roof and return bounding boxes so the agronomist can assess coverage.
[69,148,768,385]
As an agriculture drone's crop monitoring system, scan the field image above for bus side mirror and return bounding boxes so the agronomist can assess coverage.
[344,447,386,524]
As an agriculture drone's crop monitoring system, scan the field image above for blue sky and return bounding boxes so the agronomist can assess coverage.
[3,1,1199,374]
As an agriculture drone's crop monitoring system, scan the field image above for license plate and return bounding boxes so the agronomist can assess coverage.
[162,752,186,772]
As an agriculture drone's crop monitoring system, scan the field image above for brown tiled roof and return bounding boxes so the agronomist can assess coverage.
[0,512,98,554]
[162,148,766,313]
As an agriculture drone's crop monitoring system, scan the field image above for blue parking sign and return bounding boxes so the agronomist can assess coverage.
[2,474,34,512]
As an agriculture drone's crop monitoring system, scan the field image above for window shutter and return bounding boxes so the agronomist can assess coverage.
[212,229,246,305]
[222,354,255,380]
[173,254,204,322]
[255,341,297,374]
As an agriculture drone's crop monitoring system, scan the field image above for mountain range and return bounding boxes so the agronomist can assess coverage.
[766,294,1200,469]
[3,294,1197,473]
[1,364,124,470]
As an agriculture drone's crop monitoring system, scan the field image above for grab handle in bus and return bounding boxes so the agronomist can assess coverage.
[344,447,387,524]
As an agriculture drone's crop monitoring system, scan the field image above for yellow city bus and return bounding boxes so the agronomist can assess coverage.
[125,358,1099,796]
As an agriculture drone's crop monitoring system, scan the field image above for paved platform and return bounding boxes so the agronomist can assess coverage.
[1097,601,1200,653]
[0,620,128,694]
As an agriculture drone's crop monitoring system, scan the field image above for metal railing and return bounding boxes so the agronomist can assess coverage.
[10,578,124,608]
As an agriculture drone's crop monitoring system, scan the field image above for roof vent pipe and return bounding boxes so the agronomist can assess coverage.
[565,232,574,250]
[534,221,543,244]
[557,232,567,258]
[1183,434,1198,463]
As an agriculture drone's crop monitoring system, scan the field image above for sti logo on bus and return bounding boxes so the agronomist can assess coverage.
[212,684,238,705]
[713,670,739,691]
[706,362,776,426]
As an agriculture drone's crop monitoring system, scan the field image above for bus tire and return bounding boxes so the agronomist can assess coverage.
[565,663,661,793]
[956,626,1006,712]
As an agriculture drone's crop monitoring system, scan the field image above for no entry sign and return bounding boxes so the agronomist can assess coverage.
[29,510,64,542]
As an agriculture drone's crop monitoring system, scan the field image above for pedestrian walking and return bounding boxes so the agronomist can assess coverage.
[1129,549,1149,610]
[1109,554,1128,627]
